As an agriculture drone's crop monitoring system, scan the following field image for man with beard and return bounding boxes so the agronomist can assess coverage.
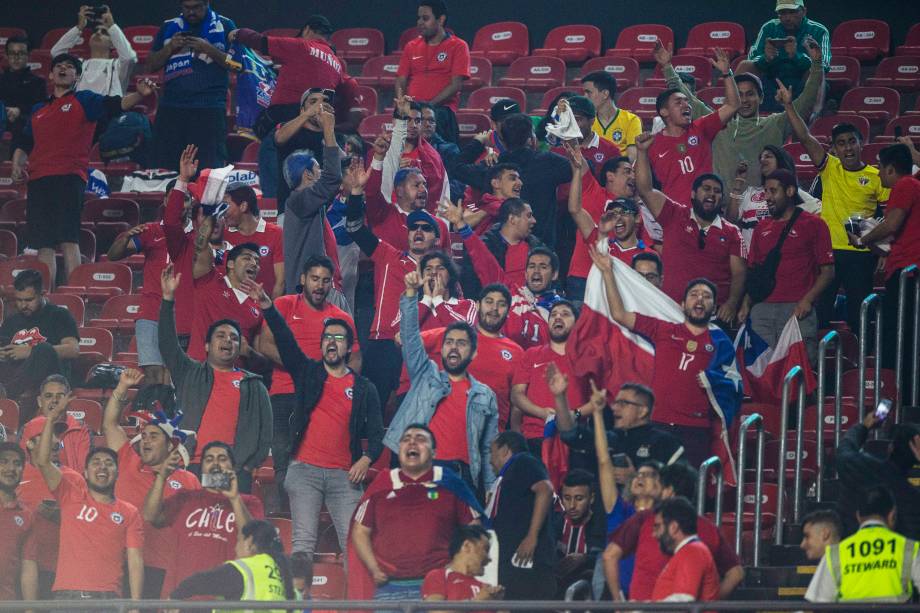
[384,271,499,494]
[511,300,592,455]
[257,255,361,494]
[646,48,740,207]
[635,132,746,325]
[34,400,144,605]
[0,442,38,603]
[158,264,272,491]
[566,146,656,301]
[143,440,263,597]
[251,281,383,591]
[590,247,737,468]
[650,496,720,603]
[740,168,833,365]
[101,367,200,599]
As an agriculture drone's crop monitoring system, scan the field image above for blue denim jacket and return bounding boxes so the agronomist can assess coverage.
[383,294,499,490]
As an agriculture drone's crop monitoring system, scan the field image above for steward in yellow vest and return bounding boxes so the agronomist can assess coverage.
[805,486,920,603]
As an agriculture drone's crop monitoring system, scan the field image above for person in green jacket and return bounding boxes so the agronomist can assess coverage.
[739,0,831,110]
[653,36,824,200]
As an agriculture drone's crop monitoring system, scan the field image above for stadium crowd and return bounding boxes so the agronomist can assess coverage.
[2,0,920,608]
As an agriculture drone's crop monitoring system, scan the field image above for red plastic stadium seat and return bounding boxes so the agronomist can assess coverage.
[67,398,103,434]
[394,27,419,55]
[48,293,86,327]
[354,55,401,88]
[0,28,27,46]
[841,368,899,409]
[470,21,529,66]
[802,399,860,443]
[826,56,861,96]
[330,28,384,63]
[838,86,901,126]
[763,436,817,482]
[532,86,578,116]
[58,262,132,302]
[466,87,527,113]
[645,54,712,89]
[0,399,19,434]
[311,561,347,600]
[719,483,779,531]
[783,142,822,184]
[533,25,601,64]
[466,56,493,88]
[40,28,88,55]
[454,112,491,142]
[830,19,890,62]
[0,229,17,259]
[0,198,26,224]
[350,85,379,118]
[679,21,746,59]
[78,326,114,360]
[0,189,20,206]
[82,198,140,227]
[810,114,872,145]
[879,116,920,142]
[240,141,260,164]
[895,23,920,56]
[860,142,887,166]
[0,257,50,296]
[122,26,159,61]
[616,87,665,121]
[571,56,640,90]
[904,97,920,116]
[358,114,396,142]
[605,24,674,63]
[27,50,52,75]
[89,294,144,332]
[694,87,727,109]
[498,56,566,92]
[866,56,920,92]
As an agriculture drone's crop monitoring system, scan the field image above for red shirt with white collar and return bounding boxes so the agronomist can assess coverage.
[422,566,489,608]
[397,33,471,112]
[552,133,621,183]
[648,112,724,205]
[418,296,479,331]
[222,217,285,294]
[651,537,720,602]
[188,270,264,361]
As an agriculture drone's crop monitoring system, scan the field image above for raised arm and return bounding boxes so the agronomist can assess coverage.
[246,281,313,376]
[712,49,740,125]
[593,400,619,514]
[400,271,433,381]
[106,224,146,261]
[443,199,505,285]
[34,398,68,492]
[588,242,636,330]
[633,132,668,218]
[780,80,826,168]
[191,212,216,280]
[158,264,196,378]
[102,368,145,452]
[564,143,601,239]
[656,41,711,117]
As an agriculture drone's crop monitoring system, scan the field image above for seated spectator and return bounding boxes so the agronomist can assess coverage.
[654,36,824,190]
[581,71,642,160]
[0,36,46,161]
[726,145,822,245]
[553,469,607,593]
[0,271,79,412]
[148,0,237,170]
[418,251,478,331]
[169,519,294,606]
[395,0,471,144]
[740,168,833,365]
[0,441,38,603]
[158,264,272,491]
[651,496,720,602]
[511,302,589,455]
[739,0,831,109]
[33,401,143,606]
[566,145,655,301]
[487,431,556,600]
[143,440,264,597]
[51,6,137,96]
[254,283,383,587]
[350,424,482,601]
[422,524,505,605]
[589,248,743,467]
[800,509,842,561]
[100,368,200,599]
[632,252,664,289]
[459,163,522,237]
[635,132,747,324]
[452,113,571,247]
[646,49,739,206]
[781,85,890,331]
[257,255,361,493]
[31,376,91,470]
[222,184,285,298]
[605,463,743,601]
[383,271,498,493]
[549,97,621,179]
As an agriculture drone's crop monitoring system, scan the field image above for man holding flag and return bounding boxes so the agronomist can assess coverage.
[586,246,742,469]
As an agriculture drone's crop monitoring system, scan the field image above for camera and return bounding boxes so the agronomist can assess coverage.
[201,471,232,490]
[86,5,109,30]
[875,398,892,422]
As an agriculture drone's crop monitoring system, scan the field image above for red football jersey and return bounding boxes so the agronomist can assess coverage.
[222,218,284,295]
[648,112,723,205]
[187,270,264,361]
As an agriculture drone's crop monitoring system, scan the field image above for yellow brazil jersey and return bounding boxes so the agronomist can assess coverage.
[818,154,891,251]
[592,108,642,150]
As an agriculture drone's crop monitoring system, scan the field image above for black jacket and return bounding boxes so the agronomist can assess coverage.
[0,67,46,153]
[481,223,545,270]
[263,304,384,465]
[560,420,685,471]
[450,140,571,247]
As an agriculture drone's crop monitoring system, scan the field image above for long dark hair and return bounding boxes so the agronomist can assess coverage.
[242,520,295,601]
[760,144,796,184]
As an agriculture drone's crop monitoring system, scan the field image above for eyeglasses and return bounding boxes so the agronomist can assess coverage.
[409,223,435,232]
[613,399,645,409]
[697,227,707,250]
[322,333,348,342]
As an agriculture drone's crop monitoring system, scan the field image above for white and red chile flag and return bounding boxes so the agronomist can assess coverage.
[566,255,744,486]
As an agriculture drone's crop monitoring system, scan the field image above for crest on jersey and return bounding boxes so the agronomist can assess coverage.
[110,512,124,525]
[688,136,699,146]
[501,349,513,361]
[345,387,354,399]
[594,152,604,162]
[232,379,242,389]
[259,245,269,256]
[14,515,24,527]
[613,129,623,142]
[858,176,869,186]
[168,479,182,490]
[437,52,447,62]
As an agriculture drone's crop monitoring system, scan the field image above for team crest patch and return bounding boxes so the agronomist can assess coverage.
[613,129,623,142]
[232,379,242,389]
[677,144,687,153]
[259,245,269,256]
[110,512,124,525]
[168,479,182,490]
[61,103,72,112]
[637,445,650,458]
[427,490,440,500]
[251,306,260,317]
[437,52,447,62]
[705,343,714,352]
[14,515,24,527]
[858,176,869,186]
[345,387,354,399]
[688,136,699,146]
[594,152,605,162]
[501,349,513,361]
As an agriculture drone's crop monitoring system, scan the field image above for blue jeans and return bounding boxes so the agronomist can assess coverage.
[285,461,363,555]
[374,578,423,608]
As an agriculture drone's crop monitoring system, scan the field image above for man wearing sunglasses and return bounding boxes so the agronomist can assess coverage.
[635,132,747,327]
[51,6,137,96]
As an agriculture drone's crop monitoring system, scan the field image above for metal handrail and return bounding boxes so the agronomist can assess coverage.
[857,293,883,419]
[896,265,920,414]
[776,365,805,545]
[696,455,723,527]
[735,413,765,567]
[816,331,842,499]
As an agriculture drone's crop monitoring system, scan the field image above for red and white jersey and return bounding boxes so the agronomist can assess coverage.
[418,296,478,331]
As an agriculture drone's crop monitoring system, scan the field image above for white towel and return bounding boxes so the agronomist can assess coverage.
[545,105,582,141]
